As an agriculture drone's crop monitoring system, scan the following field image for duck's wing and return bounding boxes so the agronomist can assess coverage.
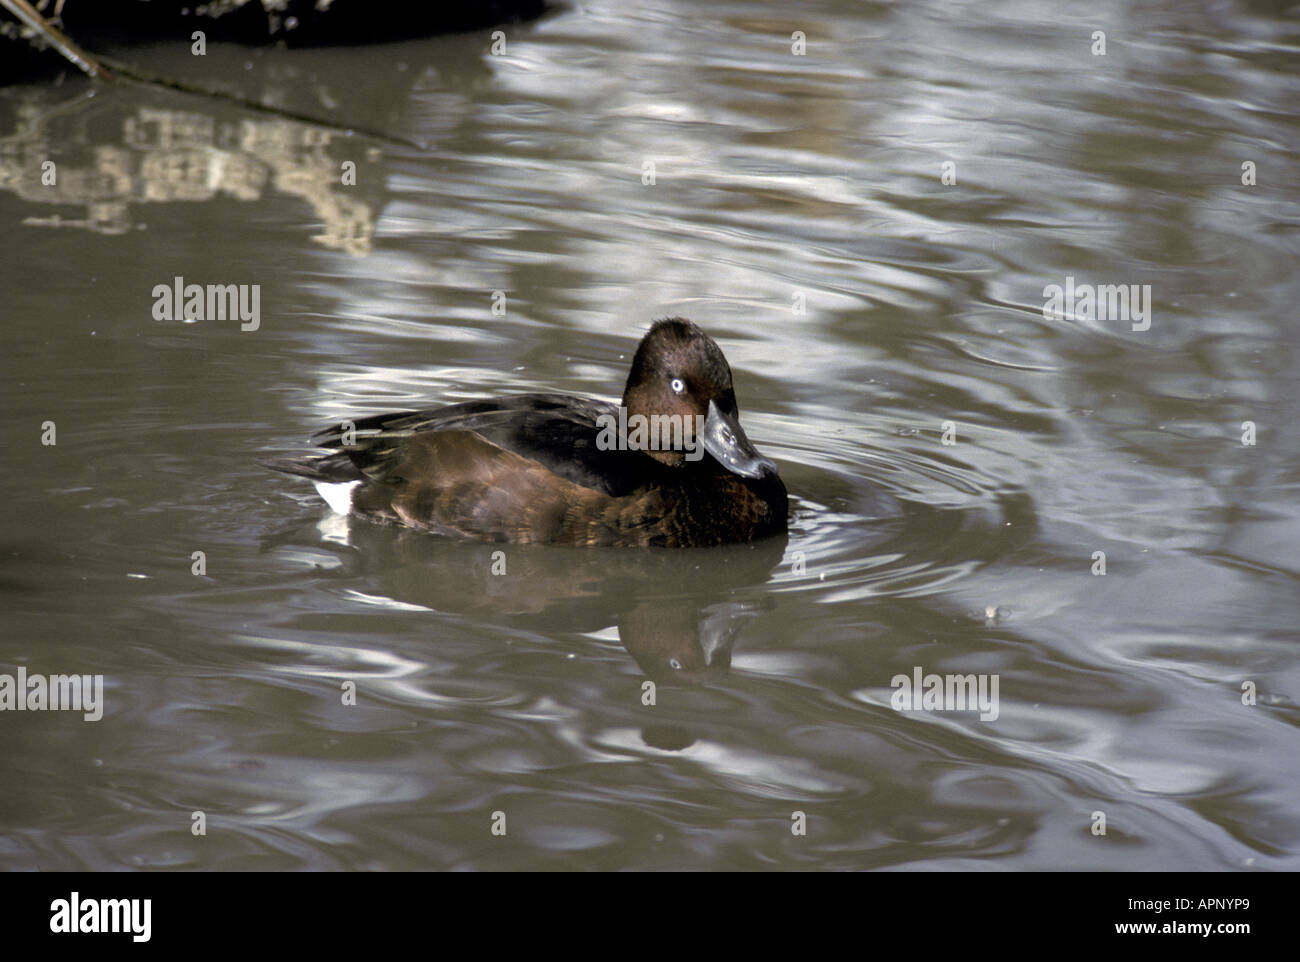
[345,427,670,545]
[309,393,649,497]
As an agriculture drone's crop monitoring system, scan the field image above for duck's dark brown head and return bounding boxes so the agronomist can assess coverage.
[620,317,777,478]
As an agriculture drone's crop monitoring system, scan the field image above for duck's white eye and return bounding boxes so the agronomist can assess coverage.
[670,378,685,394]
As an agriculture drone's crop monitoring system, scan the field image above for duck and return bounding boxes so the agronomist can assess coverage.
[259,317,788,547]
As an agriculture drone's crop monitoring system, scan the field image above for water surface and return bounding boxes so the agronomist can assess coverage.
[1,0,1298,870]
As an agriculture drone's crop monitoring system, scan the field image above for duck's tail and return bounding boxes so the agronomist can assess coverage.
[255,452,363,483]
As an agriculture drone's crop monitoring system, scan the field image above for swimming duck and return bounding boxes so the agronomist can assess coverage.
[260,317,788,547]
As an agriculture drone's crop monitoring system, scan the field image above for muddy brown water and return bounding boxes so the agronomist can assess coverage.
[1,0,1297,869]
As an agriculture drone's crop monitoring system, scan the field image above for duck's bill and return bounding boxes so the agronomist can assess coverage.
[701,400,778,479]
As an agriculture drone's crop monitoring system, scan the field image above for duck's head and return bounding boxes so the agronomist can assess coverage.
[620,317,778,478]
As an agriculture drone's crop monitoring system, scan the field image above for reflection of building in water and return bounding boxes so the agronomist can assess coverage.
[0,102,376,253]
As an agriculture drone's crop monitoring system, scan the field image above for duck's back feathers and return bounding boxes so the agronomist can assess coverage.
[262,394,683,545]
[308,394,648,497]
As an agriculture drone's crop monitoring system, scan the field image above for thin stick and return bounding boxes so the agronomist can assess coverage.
[96,53,426,151]
[3,1,421,150]
[1,0,112,79]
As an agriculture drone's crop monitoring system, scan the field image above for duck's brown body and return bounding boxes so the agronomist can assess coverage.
[261,319,788,547]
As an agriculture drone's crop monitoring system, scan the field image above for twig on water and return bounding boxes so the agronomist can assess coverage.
[1,0,112,79]
[2,1,423,150]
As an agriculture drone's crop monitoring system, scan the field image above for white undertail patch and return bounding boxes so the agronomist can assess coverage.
[314,480,360,515]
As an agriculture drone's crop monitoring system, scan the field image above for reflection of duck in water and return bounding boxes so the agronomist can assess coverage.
[323,525,788,688]
[263,319,789,547]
